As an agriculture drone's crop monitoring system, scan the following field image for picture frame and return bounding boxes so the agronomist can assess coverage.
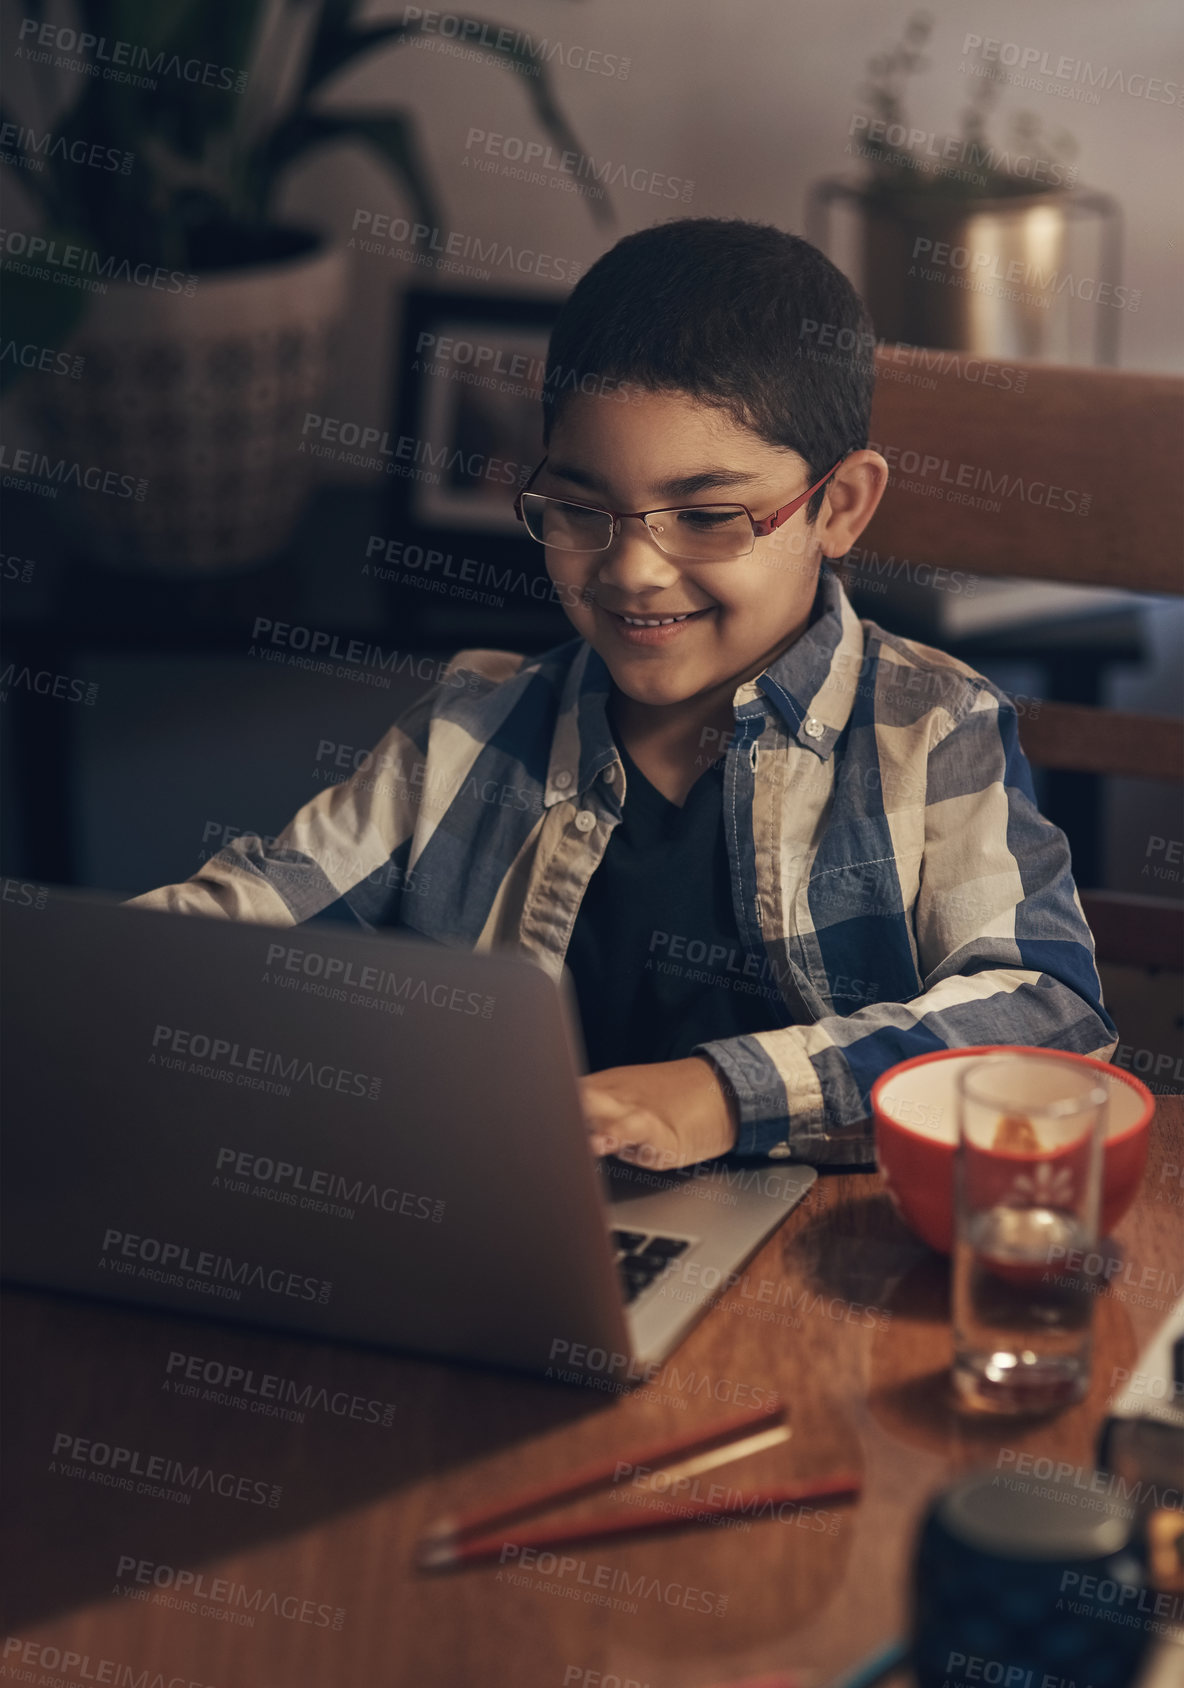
[382,287,569,647]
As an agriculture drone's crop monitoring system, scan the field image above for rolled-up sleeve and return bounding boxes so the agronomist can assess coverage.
[695,694,1118,1165]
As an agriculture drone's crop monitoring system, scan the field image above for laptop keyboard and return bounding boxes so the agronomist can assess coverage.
[611,1229,691,1304]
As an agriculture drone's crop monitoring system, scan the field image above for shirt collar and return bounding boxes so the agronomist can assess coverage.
[543,639,619,808]
[547,562,866,805]
[749,561,865,759]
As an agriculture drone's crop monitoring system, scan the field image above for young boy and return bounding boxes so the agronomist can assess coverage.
[131,218,1117,1170]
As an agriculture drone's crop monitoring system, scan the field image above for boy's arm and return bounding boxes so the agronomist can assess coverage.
[126,681,445,927]
[694,695,1119,1166]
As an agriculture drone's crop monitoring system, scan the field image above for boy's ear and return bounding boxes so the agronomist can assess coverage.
[816,450,890,558]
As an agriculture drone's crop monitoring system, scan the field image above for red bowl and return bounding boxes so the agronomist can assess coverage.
[871,1046,1154,1255]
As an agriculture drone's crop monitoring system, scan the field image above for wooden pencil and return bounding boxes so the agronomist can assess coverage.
[419,1400,788,1548]
[419,1472,861,1570]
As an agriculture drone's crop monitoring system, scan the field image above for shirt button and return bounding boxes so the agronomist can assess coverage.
[804,716,825,739]
[554,770,572,789]
[767,1144,793,1160]
[574,810,597,832]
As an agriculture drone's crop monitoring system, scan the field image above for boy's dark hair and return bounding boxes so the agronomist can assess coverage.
[543,217,876,522]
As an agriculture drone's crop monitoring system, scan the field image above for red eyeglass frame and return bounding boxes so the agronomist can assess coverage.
[512,452,849,546]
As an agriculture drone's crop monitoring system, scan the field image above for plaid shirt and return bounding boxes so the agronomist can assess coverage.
[131,563,1117,1164]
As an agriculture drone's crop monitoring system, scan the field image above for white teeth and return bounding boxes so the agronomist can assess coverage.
[621,612,693,626]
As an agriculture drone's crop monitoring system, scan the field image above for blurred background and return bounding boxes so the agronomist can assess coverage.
[0,0,1180,988]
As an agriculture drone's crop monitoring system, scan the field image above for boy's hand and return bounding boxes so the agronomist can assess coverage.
[578,1055,739,1169]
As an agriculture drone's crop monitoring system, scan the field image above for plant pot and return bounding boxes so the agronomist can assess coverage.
[26,227,348,577]
[858,188,1070,358]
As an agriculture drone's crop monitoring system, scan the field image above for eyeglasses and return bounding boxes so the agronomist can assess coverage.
[513,453,848,562]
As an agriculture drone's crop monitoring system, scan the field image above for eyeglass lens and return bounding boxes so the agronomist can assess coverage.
[520,494,754,560]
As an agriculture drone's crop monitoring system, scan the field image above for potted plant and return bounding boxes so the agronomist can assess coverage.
[808,11,1115,361]
[2,1,607,575]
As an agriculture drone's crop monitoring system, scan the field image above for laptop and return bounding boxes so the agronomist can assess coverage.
[0,887,815,1385]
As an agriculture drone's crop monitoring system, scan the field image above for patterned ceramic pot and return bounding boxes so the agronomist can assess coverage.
[26,227,348,576]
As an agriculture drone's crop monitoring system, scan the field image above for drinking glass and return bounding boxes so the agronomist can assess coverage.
[952,1052,1108,1413]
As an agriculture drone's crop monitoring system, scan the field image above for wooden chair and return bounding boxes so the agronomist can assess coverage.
[861,351,1184,1062]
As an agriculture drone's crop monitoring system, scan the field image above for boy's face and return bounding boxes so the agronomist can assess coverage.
[539,390,831,714]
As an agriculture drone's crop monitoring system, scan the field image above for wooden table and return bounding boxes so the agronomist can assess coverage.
[3,1100,1181,1688]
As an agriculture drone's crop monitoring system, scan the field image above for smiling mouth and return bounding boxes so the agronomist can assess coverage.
[607,607,712,627]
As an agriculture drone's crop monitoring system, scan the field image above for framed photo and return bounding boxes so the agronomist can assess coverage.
[389,288,563,531]
[382,288,570,647]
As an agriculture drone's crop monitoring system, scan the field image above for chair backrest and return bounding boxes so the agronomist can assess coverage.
[863,350,1184,782]
[862,350,1184,973]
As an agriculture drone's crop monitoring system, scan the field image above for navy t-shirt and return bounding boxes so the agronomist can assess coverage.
[565,735,790,1071]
